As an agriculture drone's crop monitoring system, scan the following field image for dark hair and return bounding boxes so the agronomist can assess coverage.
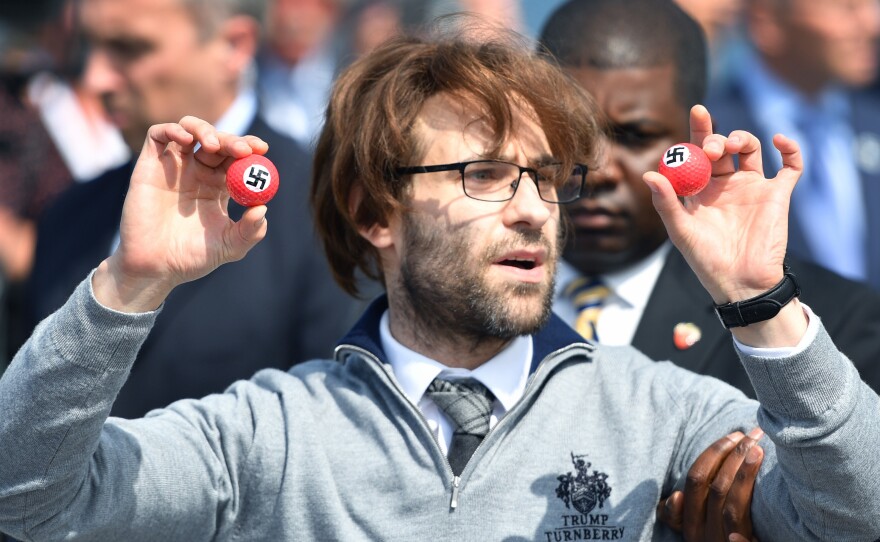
[538,0,708,109]
[311,20,601,295]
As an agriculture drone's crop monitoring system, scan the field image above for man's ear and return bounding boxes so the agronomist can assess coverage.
[350,184,396,249]
[359,221,396,249]
[747,4,784,58]
[218,15,260,77]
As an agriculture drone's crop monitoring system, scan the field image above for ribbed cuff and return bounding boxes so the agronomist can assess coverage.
[739,321,856,420]
[47,270,161,373]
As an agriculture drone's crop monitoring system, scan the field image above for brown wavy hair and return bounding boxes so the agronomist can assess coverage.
[311,19,601,296]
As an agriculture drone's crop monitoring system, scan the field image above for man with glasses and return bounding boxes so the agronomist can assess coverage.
[1,23,880,541]
[396,161,588,205]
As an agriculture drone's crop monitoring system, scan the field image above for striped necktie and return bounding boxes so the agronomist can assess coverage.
[565,277,610,341]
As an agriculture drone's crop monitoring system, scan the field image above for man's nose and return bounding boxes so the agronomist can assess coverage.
[82,48,123,96]
[585,146,624,196]
[503,173,553,228]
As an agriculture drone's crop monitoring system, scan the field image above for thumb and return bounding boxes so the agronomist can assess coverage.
[643,170,685,232]
[656,491,684,531]
[226,205,268,262]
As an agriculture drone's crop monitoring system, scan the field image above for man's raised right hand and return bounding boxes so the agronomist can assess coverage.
[92,117,270,313]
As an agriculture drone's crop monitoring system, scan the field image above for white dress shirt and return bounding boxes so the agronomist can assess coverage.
[28,72,130,182]
[553,242,671,346]
[380,310,532,454]
[552,242,817,355]
[381,245,818,455]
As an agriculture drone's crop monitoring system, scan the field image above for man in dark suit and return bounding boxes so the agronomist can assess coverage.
[541,0,880,398]
[25,0,363,418]
[707,0,880,290]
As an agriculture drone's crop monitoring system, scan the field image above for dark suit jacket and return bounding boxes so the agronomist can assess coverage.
[632,248,880,397]
[26,116,365,417]
[707,82,880,291]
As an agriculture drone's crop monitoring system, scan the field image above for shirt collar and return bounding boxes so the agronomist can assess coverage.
[379,310,532,413]
[555,242,670,309]
[213,88,258,137]
[602,242,670,309]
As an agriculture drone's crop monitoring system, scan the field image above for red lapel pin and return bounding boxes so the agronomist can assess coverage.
[673,322,702,350]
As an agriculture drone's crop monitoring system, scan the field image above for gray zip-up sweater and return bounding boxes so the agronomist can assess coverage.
[0,277,879,541]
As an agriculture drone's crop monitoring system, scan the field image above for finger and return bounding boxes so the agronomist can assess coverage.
[194,147,229,169]
[689,105,713,147]
[723,442,764,541]
[728,535,751,542]
[771,133,803,190]
[706,428,764,539]
[243,135,269,154]
[701,133,736,177]
[216,131,261,159]
[143,123,195,159]
[225,205,268,262]
[194,135,270,169]
[682,431,745,542]
[724,130,764,173]
[178,115,222,152]
[656,491,684,531]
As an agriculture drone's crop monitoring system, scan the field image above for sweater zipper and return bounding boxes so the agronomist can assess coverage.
[335,342,594,510]
[335,345,458,476]
[450,345,596,502]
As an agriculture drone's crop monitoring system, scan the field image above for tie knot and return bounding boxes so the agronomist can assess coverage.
[565,277,610,310]
[565,277,609,341]
[425,378,495,436]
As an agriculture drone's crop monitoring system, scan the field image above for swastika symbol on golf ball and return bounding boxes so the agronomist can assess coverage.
[243,165,272,192]
[663,145,690,167]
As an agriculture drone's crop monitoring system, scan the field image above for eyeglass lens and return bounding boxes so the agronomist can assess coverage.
[462,161,584,203]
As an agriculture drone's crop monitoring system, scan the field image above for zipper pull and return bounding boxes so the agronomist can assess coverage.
[450,476,461,510]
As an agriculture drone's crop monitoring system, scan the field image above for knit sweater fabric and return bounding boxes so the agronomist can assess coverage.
[0,276,878,541]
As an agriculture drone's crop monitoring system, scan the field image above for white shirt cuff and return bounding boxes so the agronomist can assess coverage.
[733,303,818,359]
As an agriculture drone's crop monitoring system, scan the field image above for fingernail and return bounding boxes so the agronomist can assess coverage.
[207,134,220,147]
[729,135,741,144]
[745,444,762,464]
[726,431,745,442]
[748,427,764,440]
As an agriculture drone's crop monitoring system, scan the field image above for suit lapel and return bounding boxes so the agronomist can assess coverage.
[631,249,730,373]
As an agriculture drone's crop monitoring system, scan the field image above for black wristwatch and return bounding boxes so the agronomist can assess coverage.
[714,269,801,328]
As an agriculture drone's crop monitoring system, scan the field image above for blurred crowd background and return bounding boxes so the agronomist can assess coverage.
[2,0,880,383]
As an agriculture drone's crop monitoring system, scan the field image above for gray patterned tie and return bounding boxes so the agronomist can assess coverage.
[425,377,496,476]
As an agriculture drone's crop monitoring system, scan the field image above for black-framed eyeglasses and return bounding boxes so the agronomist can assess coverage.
[395,159,588,203]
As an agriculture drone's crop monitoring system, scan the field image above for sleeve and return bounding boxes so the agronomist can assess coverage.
[0,275,265,541]
[741,322,880,541]
[662,318,880,541]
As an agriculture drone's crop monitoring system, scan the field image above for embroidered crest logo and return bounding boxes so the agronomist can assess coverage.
[555,452,612,515]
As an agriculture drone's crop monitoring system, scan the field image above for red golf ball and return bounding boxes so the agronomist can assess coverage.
[657,143,711,197]
[226,154,280,207]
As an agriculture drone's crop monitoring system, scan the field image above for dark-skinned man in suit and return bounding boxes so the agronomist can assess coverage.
[542,1,880,539]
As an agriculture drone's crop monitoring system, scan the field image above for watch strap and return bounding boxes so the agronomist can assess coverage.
[714,272,801,328]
